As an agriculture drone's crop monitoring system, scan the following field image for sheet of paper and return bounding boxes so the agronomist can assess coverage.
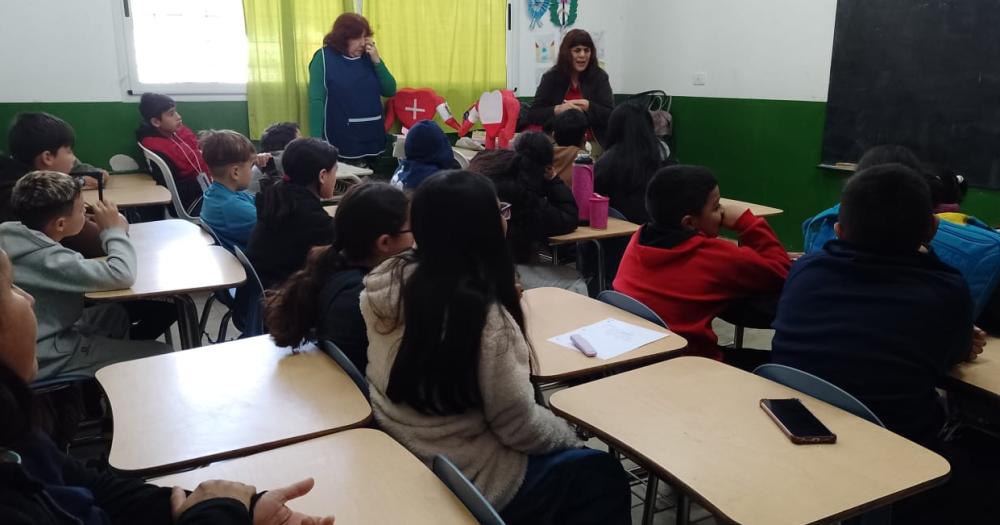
[548,318,669,360]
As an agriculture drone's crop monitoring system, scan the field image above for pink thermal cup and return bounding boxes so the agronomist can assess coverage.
[572,153,594,222]
[589,194,610,230]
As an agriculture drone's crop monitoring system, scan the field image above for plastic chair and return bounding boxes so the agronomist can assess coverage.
[454,149,470,169]
[432,455,506,525]
[753,363,888,525]
[197,222,238,343]
[108,153,140,172]
[597,290,668,329]
[319,340,369,400]
[232,246,265,337]
[196,172,211,192]
[31,374,108,452]
[137,142,201,222]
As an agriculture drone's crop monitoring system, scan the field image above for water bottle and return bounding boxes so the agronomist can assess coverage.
[571,153,594,223]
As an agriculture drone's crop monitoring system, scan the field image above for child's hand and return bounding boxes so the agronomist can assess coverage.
[171,480,255,520]
[91,200,128,231]
[969,326,987,361]
[251,478,335,525]
[365,37,381,64]
[721,203,750,230]
[255,153,272,168]
[80,171,110,190]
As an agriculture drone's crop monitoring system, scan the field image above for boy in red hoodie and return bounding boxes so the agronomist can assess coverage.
[613,165,790,366]
[135,92,210,214]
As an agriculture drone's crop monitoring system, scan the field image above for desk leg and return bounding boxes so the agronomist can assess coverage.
[676,491,690,525]
[642,475,659,525]
[589,239,606,293]
[173,295,201,349]
[551,245,559,266]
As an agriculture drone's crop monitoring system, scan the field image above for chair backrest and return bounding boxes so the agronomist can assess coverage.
[319,340,369,400]
[108,153,140,172]
[196,172,211,192]
[232,246,265,337]
[137,142,198,222]
[333,172,363,199]
[753,364,884,427]
[597,290,668,329]
[608,206,626,220]
[454,149,470,169]
[432,455,506,525]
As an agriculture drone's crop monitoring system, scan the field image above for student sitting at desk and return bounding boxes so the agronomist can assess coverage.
[550,108,589,187]
[199,130,258,252]
[247,137,337,291]
[390,120,459,190]
[613,165,790,367]
[135,93,210,214]
[361,170,629,525]
[1,113,109,258]
[771,164,998,523]
[468,133,585,295]
[0,172,173,380]
[0,248,335,525]
[594,103,670,224]
[265,182,412,372]
[255,121,302,192]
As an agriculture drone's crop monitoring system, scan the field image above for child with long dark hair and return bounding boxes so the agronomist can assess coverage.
[264,182,412,370]
[594,103,670,223]
[361,170,629,524]
[0,248,334,524]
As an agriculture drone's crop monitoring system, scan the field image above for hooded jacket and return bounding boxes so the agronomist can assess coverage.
[552,145,586,188]
[135,123,208,182]
[0,222,135,376]
[613,210,791,359]
[391,121,459,190]
[360,255,581,509]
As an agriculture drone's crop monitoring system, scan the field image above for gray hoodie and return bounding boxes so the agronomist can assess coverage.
[0,221,136,374]
[361,255,582,509]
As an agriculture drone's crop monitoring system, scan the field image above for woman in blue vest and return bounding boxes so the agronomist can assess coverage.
[308,13,397,166]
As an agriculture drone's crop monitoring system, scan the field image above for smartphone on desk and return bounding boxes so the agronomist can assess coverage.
[760,398,836,445]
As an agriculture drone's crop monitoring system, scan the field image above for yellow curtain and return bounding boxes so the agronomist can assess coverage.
[363,0,507,131]
[242,0,354,138]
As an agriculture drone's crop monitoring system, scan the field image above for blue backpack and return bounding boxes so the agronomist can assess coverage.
[802,204,1000,317]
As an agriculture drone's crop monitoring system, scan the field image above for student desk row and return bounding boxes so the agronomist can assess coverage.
[948,336,1000,403]
[84,219,245,349]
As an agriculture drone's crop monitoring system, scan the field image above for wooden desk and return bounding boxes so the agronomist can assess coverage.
[949,337,1000,402]
[82,173,171,208]
[548,217,641,292]
[338,161,373,178]
[720,198,783,217]
[85,220,245,348]
[97,336,372,475]
[550,357,950,525]
[153,429,475,524]
[523,287,687,383]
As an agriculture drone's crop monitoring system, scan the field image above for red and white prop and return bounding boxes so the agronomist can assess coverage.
[458,89,521,149]
[384,87,461,133]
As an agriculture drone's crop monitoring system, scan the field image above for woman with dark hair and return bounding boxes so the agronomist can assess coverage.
[594,103,670,223]
[0,248,334,525]
[468,133,585,294]
[361,170,629,525]
[308,13,397,165]
[247,137,338,290]
[264,182,412,371]
[524,29,614,146]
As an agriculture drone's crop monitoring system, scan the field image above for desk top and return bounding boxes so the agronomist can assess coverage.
[85,244,244,300]
[338,162,373,178]
[949,337,1000,401]
[720,197,783,218]
[550,357,950,525]
[548,217,640,245]
[153,429,475,524]
[453,146,481,162]
[522,287,687,382]
[97,336,373,475]
[82,173,171,208]
[126,219,214,250]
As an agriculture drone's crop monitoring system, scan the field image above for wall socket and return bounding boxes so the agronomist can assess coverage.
[693,72,708,86]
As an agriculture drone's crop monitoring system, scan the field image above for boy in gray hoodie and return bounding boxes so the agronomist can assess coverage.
[0,171,172,380]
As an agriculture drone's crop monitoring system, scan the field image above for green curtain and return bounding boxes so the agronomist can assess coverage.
[243,0,354,139]
[363,0,507,131]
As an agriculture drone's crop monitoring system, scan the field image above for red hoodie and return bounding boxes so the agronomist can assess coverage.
[138,125,208,181]
[613,210,791,360]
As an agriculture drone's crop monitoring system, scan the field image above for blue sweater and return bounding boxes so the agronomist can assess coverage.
[771,241,973,447]
[201,182,257,252]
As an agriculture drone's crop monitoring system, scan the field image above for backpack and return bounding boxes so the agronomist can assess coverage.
[802,204,1000,318]
[626,90,673,138]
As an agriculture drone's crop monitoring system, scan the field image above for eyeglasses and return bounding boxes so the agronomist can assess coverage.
[499,202,512,221]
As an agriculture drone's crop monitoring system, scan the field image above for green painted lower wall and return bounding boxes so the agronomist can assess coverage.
[0,101,249,172]
[3,96,998,250]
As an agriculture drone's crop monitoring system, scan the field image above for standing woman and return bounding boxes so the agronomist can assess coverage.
[524,29,614,147]
[308,13,397,166]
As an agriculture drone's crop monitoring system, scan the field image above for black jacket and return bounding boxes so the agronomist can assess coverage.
[247,183,336,290]
[594,147,668,224]
[316,266,370,372]
[525,68,614,145]
[772,241,973,448]
[0,431,251,525]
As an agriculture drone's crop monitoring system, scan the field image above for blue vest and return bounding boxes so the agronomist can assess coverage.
[321,48,386,159]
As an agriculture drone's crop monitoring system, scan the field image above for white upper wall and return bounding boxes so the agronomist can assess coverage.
[622,0,837,102]
[0,0,124,102]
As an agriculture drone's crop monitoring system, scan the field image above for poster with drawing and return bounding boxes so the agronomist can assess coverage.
[591,30,606,59]
[534,34,556,64]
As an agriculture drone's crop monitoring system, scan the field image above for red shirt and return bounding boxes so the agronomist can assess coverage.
[564,84,593,142]
[613,211,791,360]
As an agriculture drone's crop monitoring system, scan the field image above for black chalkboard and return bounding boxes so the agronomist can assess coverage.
[822,1,1000,189]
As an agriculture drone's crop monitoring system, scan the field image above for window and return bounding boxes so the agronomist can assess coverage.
[121,0,248,95]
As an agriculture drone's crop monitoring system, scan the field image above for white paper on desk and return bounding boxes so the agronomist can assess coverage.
[549,318,668,360]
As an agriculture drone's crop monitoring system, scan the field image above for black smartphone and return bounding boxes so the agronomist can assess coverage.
[760,398,837,444]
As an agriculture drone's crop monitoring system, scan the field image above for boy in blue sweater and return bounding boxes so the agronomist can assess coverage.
[199,130,258,252]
